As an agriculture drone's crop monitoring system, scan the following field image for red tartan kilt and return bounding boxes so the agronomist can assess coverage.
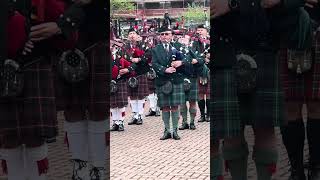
[128,74,149,99]
[0,56,57,148]
[198,77,211,97]
[110,80,128,108]
[280,33,320,101]
[55,42,109,121]
[147,78,156,94]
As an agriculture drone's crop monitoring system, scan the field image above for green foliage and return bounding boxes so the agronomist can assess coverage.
[181,3,209,22]
[110,0,135,12]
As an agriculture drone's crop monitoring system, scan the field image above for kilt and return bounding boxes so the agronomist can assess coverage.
[212,51,284,139]
[185,77,198,102]
[55,42,109,122]
[156,83,185,108]
[0,55,57,148]
[147,79,156,94]
[110,80,128,108]
[198,77,211,97]
[280,33,320,101]
[128,74,149,99]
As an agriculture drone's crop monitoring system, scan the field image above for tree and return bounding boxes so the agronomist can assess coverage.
[110,0,136,18]
[181,3,209,24]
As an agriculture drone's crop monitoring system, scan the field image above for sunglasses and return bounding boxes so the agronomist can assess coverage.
[160,33,171,36]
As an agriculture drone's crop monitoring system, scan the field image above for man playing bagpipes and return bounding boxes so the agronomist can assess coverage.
[177,33,205,131]
[110,40,132,132]
[0,0,77,179]
[121,28,151,126]
[191,24,211,123]
[151,26,186,140]
[54,0,109,179]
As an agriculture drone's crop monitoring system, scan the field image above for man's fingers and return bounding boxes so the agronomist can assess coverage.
[305,3,314,8]
[30,29,46,38]
[30,36,46,42]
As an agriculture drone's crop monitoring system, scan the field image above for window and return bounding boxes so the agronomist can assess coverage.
[171,1,183,8]
[145,2,161,9]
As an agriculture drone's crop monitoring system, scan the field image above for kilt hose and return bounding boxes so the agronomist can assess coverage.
[110,80,128,108]
[128,74,149,99]
[55,42,109,122]
[280,33,320,102]
[185,77,199,102]
[0,55,57,148]
[198,77,211,97]
[212,51,284,139]
[156,83,185,108]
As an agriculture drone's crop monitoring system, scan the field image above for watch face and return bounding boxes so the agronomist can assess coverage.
[230,0,238,8]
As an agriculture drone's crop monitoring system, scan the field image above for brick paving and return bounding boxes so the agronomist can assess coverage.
[0,105,310,179]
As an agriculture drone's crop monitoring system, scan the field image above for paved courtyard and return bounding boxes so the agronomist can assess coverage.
[0,105,310,179]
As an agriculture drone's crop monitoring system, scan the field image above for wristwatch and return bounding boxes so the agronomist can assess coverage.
[228,0,240,11]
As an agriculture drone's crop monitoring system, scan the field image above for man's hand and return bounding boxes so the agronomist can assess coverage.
[171,61,183,68]
[165,67,176,74]
[191,59,198,64]
[30,22,61,42]
[22,40,34,55]
[211,0,231,19]
[205,58,210,64]
[119,68,129,75]
[131,58,140,63]
[305,0,318,8]
[261,0,281,8]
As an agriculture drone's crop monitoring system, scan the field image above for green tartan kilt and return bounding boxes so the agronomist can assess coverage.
[156,83,185,108]
[212,51,284,140]
[184,77,198,102]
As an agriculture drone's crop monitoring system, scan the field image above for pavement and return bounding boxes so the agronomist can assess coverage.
[0,104,310,180]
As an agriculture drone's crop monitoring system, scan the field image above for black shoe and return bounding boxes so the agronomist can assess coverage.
[172,130,180,140]
[89,166,105,180]
[189,123,196,130]
[206,115,210,122]
[118,123,124,131]
[308,165,320,180]
[128,116,137,125]
[136,115,143,125]
[288,166,306,180]
[179,123,189,130]
[160,131,171,140]
[71,159,89,180]
[198,115,206,122]
[146,109,156,117]
[110,124,119,131]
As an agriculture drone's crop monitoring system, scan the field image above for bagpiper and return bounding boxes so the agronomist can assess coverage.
[279,2,320,179]
[54,0,108,179]
[177,33,205,130]
[122,27,151,126]
[0,0,76,179]
[191,24,211,123]
[152,26,186,140]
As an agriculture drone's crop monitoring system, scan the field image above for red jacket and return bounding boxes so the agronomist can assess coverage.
[112,57,132,80]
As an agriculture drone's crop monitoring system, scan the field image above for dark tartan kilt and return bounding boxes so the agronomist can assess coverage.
[185,77,198,102]
[147,79,156,94]
[198,77,211,97]
[156,83,185,108]
[55,42,109,122]
[280,33,320,102]
[110,80,128,108]
[212,51,284,139]
[128,74,149,99]
[0,56,57,148]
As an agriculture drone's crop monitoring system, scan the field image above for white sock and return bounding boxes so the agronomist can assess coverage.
[138,100,145,115]
[148,94,156,111]
[119,107,126,121]
[25,144,48,180]
[0,147,25,180]
[130,100,139,118]
[64,121,89,161]
[88,121,107,168]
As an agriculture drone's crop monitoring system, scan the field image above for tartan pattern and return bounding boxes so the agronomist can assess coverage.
[185,77,199,102]
[147,79,156,94]
[0,55,57,148]
[128,74,149,99]
[156,83,185,108]
[110,80,128,108]
[198,77,211,97]
[55,42,109,121]
[280,33,320,101]
[212,51,284,139]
